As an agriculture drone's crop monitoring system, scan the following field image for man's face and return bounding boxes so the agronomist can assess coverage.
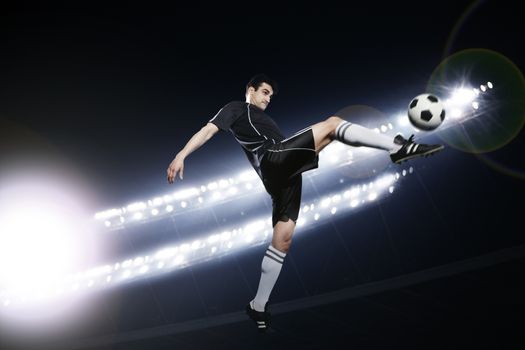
[247,82,274,111]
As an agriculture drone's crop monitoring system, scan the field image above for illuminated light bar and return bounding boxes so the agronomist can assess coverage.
[2,168,413,307]
[94,208,123,220]
[94,170,267,229]
[93,140,413,230]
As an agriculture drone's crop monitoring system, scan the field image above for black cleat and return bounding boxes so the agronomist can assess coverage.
[245,302,271,332]
[390,134,444,164]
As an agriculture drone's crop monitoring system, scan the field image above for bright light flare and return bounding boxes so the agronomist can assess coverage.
[436,81,493,125]
[0,210,75,291]
[0,184,93,296]
[448,87,476,107]
[397,114,410,126]
[0,172,102,337]
[451,108,464,119]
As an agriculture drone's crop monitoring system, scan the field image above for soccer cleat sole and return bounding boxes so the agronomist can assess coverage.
[393,145,444,164]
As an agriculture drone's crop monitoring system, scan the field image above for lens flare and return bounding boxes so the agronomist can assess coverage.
[427,49,525,154]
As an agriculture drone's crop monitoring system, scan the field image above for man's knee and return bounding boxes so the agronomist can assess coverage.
[326,115,343,125]
[326,115,343,138]
[273,238,292,253]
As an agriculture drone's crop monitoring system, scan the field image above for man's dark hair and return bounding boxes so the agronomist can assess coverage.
[246,74,279,95]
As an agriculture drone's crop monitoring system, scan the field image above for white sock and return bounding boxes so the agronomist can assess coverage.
[251,245,286,312]
[335,121,401,153]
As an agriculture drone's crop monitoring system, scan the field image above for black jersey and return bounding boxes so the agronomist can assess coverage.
[209,101,285,178]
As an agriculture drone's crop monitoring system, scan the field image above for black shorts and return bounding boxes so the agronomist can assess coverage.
[260,128,319,227]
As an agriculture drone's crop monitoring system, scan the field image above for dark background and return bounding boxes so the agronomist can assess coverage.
[0,1,524,349]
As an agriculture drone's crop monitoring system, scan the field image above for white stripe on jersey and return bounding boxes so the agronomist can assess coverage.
[266,147,316,153]
[233,136,266,153]
[282,126,312,142]
[247,104,268,140]
[208,107,224,123]
[234,138,266,145]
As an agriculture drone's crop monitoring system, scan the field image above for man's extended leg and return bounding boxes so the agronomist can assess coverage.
[310,116,443,163]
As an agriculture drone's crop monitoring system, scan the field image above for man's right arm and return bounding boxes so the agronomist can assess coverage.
[167,122,219,184]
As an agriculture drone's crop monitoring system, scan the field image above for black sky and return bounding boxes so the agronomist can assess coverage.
[2,0,522,209]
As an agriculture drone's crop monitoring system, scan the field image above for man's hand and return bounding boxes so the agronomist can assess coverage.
[167,155,185,184]
[166,123,218,184]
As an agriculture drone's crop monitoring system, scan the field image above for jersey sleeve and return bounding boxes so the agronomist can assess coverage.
[208,101,243,131]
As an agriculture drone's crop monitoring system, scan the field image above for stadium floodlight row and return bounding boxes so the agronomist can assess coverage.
[94,139,394,229]
[1,168,412,308]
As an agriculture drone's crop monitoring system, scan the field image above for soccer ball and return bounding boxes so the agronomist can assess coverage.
[407,93,445,131]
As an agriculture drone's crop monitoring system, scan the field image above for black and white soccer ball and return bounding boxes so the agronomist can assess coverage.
[407,93,445,131]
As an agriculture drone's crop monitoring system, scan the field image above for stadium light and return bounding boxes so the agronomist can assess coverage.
[448,88,477,106]
[0,172,104,332]
[1,168,415,308]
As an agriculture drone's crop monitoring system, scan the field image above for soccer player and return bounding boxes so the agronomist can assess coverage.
[166,74,443,331]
